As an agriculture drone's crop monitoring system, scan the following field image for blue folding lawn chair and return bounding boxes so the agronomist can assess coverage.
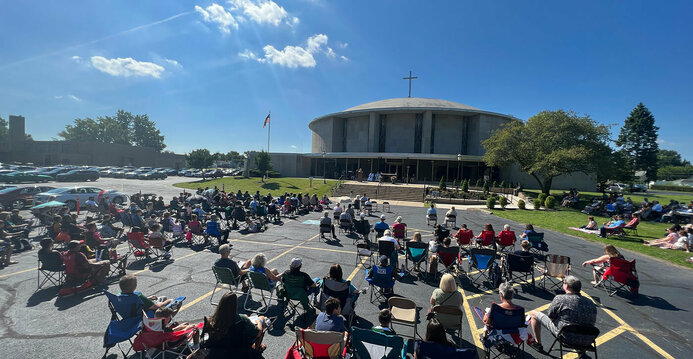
[350,327,404,359]
[366,265,396,303]
[103,291,145,358]
[405,339,477,359]
[467,248,497,286]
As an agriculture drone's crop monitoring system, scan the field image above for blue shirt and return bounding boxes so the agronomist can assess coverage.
[315,312,346,332]
[374,221,389,230]
[608,220,625,228]
[427,208,437,215]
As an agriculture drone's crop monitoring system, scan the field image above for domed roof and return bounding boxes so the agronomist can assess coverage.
[344,97,481,112]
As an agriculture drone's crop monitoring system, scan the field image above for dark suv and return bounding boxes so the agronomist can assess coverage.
[56,169,100,182]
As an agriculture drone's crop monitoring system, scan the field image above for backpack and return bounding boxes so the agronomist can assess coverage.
[489,261,502,288]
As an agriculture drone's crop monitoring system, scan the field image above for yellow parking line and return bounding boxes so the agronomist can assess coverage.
[178,234,319,313]
[465,276,544,300]
[459,287,486,358]
[347,257,368,281]
[530,303,551,313]
[0,267,35,279]
[562,326,626,359]
[581,292,674,359]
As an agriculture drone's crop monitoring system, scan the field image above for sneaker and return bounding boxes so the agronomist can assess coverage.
[163,252,171,260]
[529,341,544,353]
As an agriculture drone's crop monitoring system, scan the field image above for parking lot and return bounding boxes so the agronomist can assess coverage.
[0,177,691,358]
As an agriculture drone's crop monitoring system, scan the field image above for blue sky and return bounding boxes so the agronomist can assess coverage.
[1,1,691,160]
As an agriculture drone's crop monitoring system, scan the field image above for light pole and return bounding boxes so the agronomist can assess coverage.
[322,151,326,184]
[457,154,462,183]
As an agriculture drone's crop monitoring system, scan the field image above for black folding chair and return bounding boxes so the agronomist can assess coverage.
[503,253,535,288]
[548,324,600,359]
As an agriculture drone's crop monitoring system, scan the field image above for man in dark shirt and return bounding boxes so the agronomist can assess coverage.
[281,257,318,311]
[315,297,346,333]
[214,244,249,279]
[37,238,63,271]
[528,275,597,353]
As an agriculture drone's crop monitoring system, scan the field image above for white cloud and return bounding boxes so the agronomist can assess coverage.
[164,58,182,68]
[54,95,63,99]
[261,45,316,68]
[195,3,238,33]
[68,94,82,102]
[338,42,348,49]
[71,55,81,61]
[290,145,297,149]
[229,0,296,26]
[90,56,165,78]
[240,33,347,68]
[340,55,349,62]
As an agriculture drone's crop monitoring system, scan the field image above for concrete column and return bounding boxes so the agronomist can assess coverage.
[368,112,378,152]
[421,111,432,154]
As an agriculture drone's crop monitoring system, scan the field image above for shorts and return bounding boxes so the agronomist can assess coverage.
[535,312,559,337]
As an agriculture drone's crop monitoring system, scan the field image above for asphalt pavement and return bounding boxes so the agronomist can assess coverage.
[0,177,690,359]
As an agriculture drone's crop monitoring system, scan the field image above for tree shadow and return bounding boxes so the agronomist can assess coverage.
[261,183,280,191]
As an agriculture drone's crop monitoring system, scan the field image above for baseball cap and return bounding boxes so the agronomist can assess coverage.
[380,215,386,220]
[360,212,366,218]
[290,257,302,269]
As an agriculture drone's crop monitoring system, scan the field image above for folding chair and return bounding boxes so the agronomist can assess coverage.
[605,223,626,238]
[102,291,145,359]
[364,202,373,216]
[454,229,474,253]
[355,221,372,244]
[426,213,437,226]
[537,254,571,291]
[371,201,378,212]
[496,231,516,253]
[445,214,456,228]
[210,266,242,305]
[356,240,374,269]
[126,231,152,263]
[392,224,407,246]
[623,217,640,236]
[319,223,334,242]
[187,222,206,246]
[350,327,404,359]
[597,258,638,297]
[280,273,314,323]
[244,270,277,314]
[547,324,600,359]
[404,241,428,275]
[502,253,535,288]
[339,218,353,235]
[436,246,462,277]
[527,232,547,255]
[473,304,527,359]
[37,257,64,291]
[147,235,173,262]
[382,201,391,212]
[377,239,397,269]
[476,231,495,248]
[431,305,464,347]
[315,278,357,328]
[366,265,395,303]
[412,340,477,358]
[294,328,349,359]
[388,297,419,339]
[467,248,497,286]
[133,311,201,359]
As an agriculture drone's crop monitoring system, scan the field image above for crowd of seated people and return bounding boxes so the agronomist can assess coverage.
[560,188,580,207]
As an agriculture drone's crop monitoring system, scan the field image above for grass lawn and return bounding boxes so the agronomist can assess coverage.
[491,206,693,268]
[522,189,693,205]
[173,177,337,198]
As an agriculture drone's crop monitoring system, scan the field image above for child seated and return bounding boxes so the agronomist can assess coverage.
[148,224,173,259]
[371,309,397,335]
[153,307,200,349]
[172,220,183,239]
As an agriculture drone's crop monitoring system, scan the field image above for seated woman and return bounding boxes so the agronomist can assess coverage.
[249,253,282,288]
[454,224,474,246]
[148,224,173,259]
[519,224,536,239]
[428,273,463,319]
[475,223,495,247]
[433,224,450,243]
[205,292,266,358]
[419,319,453,353]
[410,231,422,242]
[580,216,598,230]
[317,263,360,304]
[644,226,683,249]
[187,214,203,235]
[582,244,626,285]
[478,282,527,348]
[392,216,407,241]
[38,238,64,271]
[62,240,110,286]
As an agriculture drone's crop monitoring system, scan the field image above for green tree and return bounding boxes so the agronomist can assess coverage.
[657,165,693,181]
[595,149,633,188]
[58,118,102,142]
[462,179,469,193]
[131,113,166,152]
[658,149,690,167]
[186,149,215,170]
[483,110,610,195]
[616,103,659,181]
[483,180,490,193]
[438,177,446,191]
[255,151,273,175]
[0,116,8,143]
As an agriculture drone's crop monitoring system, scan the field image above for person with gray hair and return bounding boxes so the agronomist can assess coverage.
[320,211,337,240]
[527,275,597,353]
[249,253,282,287]
[214,244,250,280]
[482,281,518,326]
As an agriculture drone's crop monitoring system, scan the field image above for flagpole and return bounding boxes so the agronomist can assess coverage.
[267,111,271,153]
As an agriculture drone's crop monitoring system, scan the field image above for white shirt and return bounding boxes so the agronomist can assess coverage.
[446,209,457,217]
[333,206,342,214]
[379,236,400,250]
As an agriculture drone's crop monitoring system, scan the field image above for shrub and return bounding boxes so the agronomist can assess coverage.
[517,199,526,209]
[475,178,482,187]
[439,177,446,191]
[492,180,498,188]
[533,199,542,209]
[545,195,557,209]
[486,197,496,209]
[483,180,490,193]
[499,180,505,188]
[249,169,281,177]
[462,179,469,193]
[499,196,508,208]
[537,193,548,207]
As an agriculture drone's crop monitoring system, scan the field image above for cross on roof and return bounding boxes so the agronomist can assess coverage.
[402,70,418,98]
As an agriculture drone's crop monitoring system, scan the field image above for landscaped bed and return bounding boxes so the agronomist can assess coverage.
[174,176,337,198]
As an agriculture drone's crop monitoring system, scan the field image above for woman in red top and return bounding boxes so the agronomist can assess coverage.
[475,223,495,247]
[454,224,474,246]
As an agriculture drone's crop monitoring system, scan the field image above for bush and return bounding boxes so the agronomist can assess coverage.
[439,177,446,191]
[462,179,469,193]
[475,178,482,187]
[544,195,557,209]
[499,180,505,188]
[483,180,490,193]
[533,199,542,209]
[650,184,693,193]
[537,193,548,207]
[517,199,526,209]
[499,196,508,208]
[486,197,496,209]
[492,180,498,188]
[249,169,281,177]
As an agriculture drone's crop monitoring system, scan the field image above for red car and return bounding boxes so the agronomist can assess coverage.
[0,186,55,210]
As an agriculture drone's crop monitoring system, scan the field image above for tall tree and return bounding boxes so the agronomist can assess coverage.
[657,149,690,167]
[616,103,659,181]
[186,149,215,170]
[131,113,166,152]
[58,118,102,142]
[483,110,611,195]
[0,116,8,143]
[255,151,273,175]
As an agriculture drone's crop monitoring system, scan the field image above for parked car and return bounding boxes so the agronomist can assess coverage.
[41,167,73,179]
[56,169,100,182]
[139,171,167,180]
[629,184,648,193]
[606,183,627,193]
[163,168,178,176]
[0,171,52,183]
[0,186,55,209]
[33,186,128,210]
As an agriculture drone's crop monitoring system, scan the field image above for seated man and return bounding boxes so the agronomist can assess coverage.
[514,240,532,256]
[38,238,64,271]
[454,224,474,246]
[427,204,437,220]
[339,210,353,231]
[599,215,625,237]
[367,256,398,283]
[371,308,397,335]
[99,214,123,239]
[354,213,371,240]
[119,274,174,313]
[378,230,400,268]
[84,197,98,212]
[62,240,110,286]
[281,257,318,311]
[445,206,457,221]
[320,211,337,240]
[374,215,389,237]
[215,244,250,282]
[315,297,346,334]
[205,215,230,243]
[148,224,173,259]
[528,275,597,353]
[0,226,17,267]
[433,224,451,243]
